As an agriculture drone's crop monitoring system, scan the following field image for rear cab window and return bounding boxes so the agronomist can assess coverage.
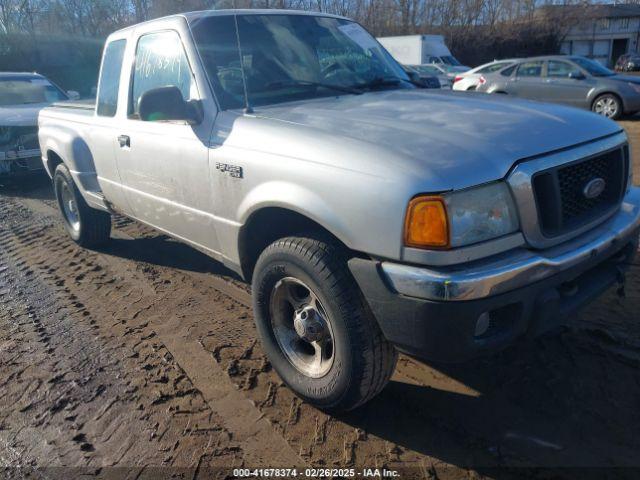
[97,39,127,117]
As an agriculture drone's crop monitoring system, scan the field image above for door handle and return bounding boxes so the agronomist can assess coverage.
[118,135,130,148]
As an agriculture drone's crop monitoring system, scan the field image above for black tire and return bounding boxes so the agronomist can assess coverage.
[592,93,622,120]
[252,236,397,412]
[53,163,111,247]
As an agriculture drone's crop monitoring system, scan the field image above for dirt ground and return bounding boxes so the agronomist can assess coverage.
[0,119,639,480]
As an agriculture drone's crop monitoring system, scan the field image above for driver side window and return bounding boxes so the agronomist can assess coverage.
[130,31,195,118]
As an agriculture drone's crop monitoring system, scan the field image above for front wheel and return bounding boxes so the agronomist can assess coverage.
[252,236,397,412]
[54,163,111,247]
[592,93,622,120]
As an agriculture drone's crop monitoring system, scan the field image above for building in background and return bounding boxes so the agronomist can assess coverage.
[552,4,640,67]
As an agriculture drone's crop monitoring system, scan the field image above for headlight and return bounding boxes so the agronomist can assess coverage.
[404,182,519,249]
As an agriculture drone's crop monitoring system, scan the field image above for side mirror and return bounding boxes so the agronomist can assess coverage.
[67,90,80,100]
[569,71,585,80]
[138,86,201,124]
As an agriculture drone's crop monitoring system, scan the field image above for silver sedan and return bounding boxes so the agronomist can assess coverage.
[475,55,640,119]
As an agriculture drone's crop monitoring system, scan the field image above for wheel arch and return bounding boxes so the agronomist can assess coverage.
[45,149,65,178]
[39,123,97,177]
[237,206,352,282]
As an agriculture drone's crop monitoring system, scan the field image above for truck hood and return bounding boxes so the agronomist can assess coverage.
[0,103,49,127]
[252,89,622,190]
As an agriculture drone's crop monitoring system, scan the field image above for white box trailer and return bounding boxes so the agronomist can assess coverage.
[377,34,467,68]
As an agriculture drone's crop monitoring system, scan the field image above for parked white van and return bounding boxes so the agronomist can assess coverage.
[377,34,468,68]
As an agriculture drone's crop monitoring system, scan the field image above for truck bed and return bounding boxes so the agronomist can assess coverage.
[40,100,95,124]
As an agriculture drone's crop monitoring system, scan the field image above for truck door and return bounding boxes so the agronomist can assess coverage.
[114,27,220,253]
[88,37,131,213]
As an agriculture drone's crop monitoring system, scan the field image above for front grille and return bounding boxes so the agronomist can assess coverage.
[533,147,627,236]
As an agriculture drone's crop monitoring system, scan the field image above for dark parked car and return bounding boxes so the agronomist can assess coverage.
[1,72,77,179]
[476,55,640,119]
[615,53,640,72]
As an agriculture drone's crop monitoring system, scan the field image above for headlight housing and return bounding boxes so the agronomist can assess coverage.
[405,182,519,249]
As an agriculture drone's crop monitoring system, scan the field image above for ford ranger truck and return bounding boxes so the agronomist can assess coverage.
[38,10,640,412]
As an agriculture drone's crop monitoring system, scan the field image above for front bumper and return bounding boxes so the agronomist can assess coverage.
[0,149,44,177]
[349,188,640,362]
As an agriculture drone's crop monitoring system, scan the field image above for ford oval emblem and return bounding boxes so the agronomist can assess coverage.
[583,177,606,199]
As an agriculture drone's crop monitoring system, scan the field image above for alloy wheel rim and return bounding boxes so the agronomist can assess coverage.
[269,277,335,378]
[61,182,80,232]
[595,97,618,118]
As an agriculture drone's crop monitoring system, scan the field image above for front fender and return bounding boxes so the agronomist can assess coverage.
[237,180,355,249]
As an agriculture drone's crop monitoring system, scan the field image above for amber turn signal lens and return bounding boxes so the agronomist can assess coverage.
[404,196,449,248]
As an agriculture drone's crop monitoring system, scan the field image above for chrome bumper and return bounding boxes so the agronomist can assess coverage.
[382,187,640,302]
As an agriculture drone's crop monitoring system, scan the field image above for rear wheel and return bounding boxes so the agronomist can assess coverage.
[592,93,622,120]
[252,236,397,412]
[54,163,111,247]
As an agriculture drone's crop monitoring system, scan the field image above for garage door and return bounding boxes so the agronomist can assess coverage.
[573,41,590,56]
[593,40,610,56]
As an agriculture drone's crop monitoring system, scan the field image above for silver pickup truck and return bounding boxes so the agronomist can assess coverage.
[39,9,640,411]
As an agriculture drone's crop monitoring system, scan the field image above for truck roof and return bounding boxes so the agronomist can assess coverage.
[110,8,350,35]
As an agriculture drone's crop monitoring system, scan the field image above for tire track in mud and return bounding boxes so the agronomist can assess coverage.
[2,189,640,479]
[0,200,250,477]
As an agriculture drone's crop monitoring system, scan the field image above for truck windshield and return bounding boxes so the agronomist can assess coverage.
[190,14,412,110]
[0,77,67,107]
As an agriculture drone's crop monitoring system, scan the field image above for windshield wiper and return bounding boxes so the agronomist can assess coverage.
[352,76,413,91]
[263,80,362,95]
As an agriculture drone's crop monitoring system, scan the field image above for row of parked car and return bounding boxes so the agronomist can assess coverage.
[407,54,640,120]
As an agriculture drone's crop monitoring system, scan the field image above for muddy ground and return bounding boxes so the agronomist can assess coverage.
[0,119,639,480]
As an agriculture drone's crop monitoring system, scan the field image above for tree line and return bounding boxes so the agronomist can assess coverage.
[0,0,592,38]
